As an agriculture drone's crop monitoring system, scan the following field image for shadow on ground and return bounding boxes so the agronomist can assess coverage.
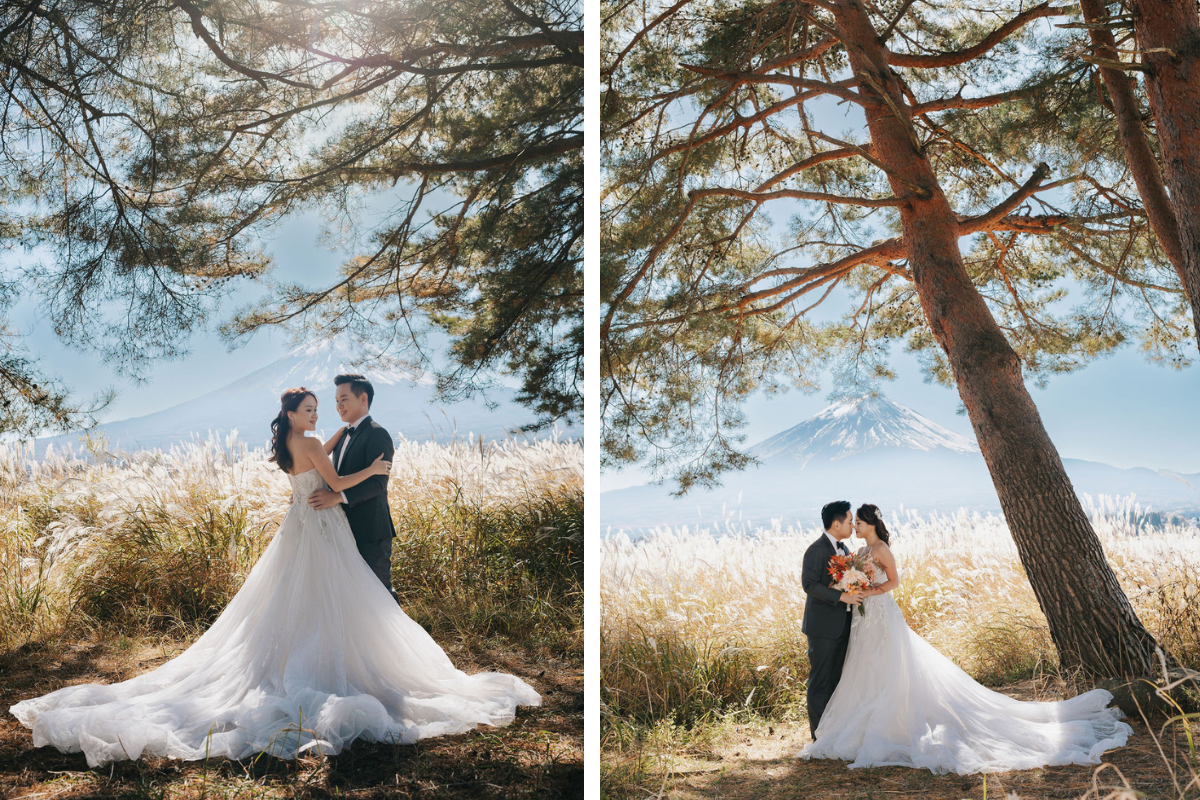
[613,678,1197,800]
[0,634,583,800]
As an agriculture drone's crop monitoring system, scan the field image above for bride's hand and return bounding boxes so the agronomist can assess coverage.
[369,453,393,476]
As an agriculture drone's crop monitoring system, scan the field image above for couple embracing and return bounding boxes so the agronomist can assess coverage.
[281,373,399,600]
[12,373,540,767]
[799,500,1133,775]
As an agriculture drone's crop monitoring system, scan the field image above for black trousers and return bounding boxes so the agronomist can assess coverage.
[356,536,399,602]
[806,611,852,738]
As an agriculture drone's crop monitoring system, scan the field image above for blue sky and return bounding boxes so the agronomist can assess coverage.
[14,206,1200,481]
[13,206,390,423]
[601,347,1200,492]
[741,346,1200,470]
[17,205,1200,478]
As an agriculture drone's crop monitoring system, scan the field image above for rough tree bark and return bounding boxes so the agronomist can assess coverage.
[1078,0,1185,273]
[1081,0,1200,350]
[831,0,1167,677]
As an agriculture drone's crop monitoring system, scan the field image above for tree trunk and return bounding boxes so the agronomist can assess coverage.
[1129,0,1200,351]
[1078,0,1187,282]
[830,0,1169,677]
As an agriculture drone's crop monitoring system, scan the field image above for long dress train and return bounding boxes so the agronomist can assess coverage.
[799,565,1131,774]
[10,469,541,767]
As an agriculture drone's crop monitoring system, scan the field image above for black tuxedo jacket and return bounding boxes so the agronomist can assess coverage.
[801,533,852,639]
[333,416,396,542]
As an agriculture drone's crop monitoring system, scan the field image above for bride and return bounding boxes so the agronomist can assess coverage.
[10,388,541,768]
[800,503,1132,775]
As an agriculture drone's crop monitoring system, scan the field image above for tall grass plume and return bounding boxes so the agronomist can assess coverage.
[0,433,582,657]
[602,497,1200,727]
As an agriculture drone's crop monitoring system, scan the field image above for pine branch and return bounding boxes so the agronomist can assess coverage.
[910,84,1045,115]
[959,164,1052,234]
[689,186,904,208]
[1077,54,1148,72]
[887,3,1072,68]
[340,135,583,179]
[680,65,882,109]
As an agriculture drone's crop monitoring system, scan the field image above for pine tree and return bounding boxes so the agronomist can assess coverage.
[602,0,1186,676]
[1076,0,1200,354]
[0,0,582,428]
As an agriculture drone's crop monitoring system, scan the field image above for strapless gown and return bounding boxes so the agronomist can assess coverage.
[10,469,541,767]
[799,563,1131,774]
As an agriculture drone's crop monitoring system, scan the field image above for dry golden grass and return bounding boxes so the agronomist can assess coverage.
[602,687,1199,800]
[0,433,583,798]
[1,433,582,647]
[601,497,1200,798]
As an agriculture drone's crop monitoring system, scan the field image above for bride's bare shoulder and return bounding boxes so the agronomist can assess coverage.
[871,541,894,563]
[285,435,322,474]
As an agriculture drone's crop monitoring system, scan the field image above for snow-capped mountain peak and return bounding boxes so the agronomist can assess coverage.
[232,337,435,399]
[747,394,978,465]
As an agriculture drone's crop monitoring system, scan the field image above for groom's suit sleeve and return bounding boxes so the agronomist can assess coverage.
[802,544,844,607]
[341,427,394,507]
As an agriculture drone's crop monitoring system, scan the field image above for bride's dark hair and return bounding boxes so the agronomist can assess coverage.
[269,388,315,474]
[856,503,891,545]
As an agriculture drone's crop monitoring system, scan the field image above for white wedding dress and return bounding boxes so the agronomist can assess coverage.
[11,469,541,768]
[800,558,1132,774]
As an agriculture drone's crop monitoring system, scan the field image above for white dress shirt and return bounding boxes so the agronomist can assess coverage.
[824,530,843,553]
[336,413,371,503]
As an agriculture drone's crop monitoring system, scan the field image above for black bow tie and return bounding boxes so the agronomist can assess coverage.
[837,541,849,555]
[346,425,357,434]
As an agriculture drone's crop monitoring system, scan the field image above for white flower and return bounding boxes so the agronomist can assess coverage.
[837,568,868,587]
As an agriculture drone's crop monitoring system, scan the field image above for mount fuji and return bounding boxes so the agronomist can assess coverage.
[747,394,978,463]
[601,395,1200,533]
[35,338,569,456]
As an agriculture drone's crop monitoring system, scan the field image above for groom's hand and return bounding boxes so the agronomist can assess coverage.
[839,591,863,606]
[308,488,343,509]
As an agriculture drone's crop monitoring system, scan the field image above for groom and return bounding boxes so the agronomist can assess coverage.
[802,500,864,739]
[307,373,399,601]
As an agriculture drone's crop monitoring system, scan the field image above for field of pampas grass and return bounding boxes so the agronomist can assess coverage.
[0,433,583,800]
[601,497,1200,799]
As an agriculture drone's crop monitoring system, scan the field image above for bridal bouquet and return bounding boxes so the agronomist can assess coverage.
[828,552,880,616]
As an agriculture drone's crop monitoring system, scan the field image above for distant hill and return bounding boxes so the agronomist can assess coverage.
[35,338,570,456]
[602,395,1200,533]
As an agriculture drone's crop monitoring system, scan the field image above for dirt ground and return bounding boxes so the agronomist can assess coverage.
[620,679,1199,800]
[0,633,583,800]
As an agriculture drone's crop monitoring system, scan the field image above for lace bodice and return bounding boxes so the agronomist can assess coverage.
[857,546,893,585]
[872,568,888,586]
[287,468,327,499]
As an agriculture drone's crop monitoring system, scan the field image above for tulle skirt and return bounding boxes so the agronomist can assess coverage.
[10,473,540,768]
[799,592,1131,774]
